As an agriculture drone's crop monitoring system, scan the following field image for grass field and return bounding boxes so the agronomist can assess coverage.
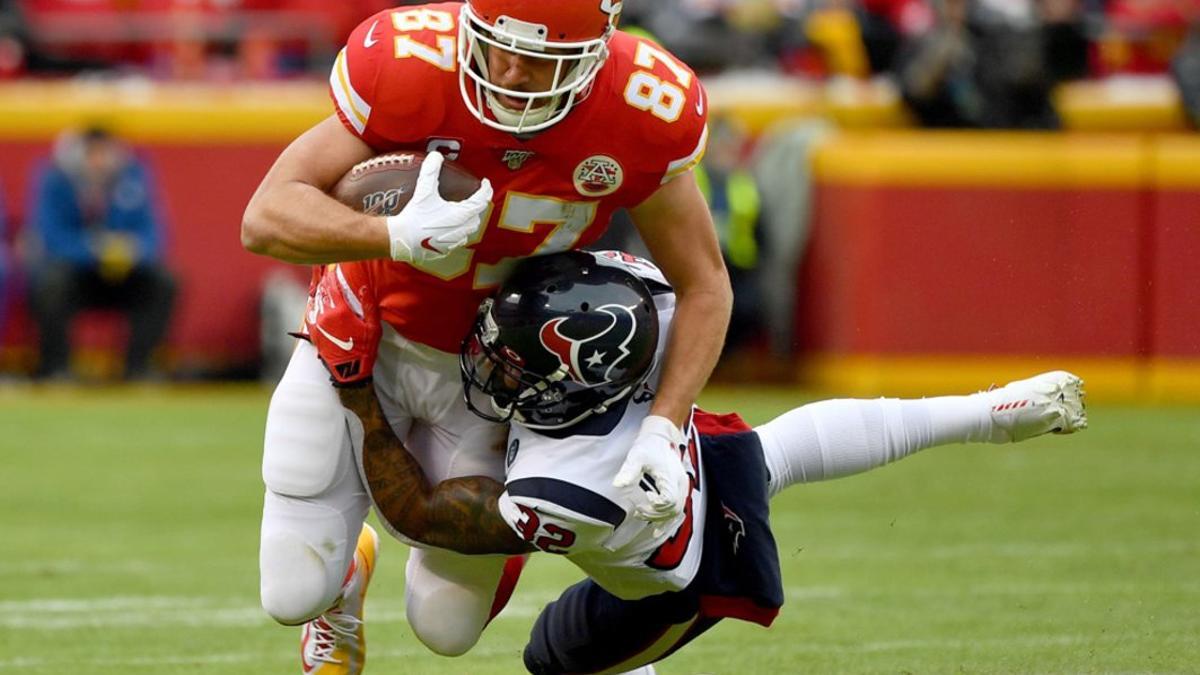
[1,384,1197,674]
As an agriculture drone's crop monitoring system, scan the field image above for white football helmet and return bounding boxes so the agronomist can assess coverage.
[458,0,622,134]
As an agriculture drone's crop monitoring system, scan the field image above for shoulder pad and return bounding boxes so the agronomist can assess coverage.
[330,6,462,147]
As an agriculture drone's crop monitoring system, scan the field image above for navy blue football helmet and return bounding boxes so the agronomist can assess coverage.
[460,250,660,429]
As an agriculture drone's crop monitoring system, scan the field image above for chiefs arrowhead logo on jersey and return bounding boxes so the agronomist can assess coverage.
[573,155,623,197]
[538,304,638,385]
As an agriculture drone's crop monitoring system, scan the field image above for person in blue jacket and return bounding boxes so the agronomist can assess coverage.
[0,185,10,349]
[26,127,177,381]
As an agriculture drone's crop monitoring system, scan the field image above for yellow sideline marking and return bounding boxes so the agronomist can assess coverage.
[798,354,1200,404]
[1054,78,1187,132]
[813,132,1150,189]
[1152,135,1200,187]
[1145,359,1200,402]
[4,353,1196,404]
[0,82,328,143]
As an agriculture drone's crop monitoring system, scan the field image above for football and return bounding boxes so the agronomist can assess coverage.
[331,151,481,216]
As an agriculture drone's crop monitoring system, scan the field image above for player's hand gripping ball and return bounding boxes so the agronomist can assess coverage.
[303,263,381,388]
[332,150,493,265]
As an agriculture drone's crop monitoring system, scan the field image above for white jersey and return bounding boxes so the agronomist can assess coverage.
[495,254,709,600]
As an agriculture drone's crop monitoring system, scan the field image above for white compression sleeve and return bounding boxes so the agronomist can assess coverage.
[755,395,993,497]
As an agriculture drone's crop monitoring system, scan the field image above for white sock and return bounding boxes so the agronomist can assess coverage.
[756,395,992,497]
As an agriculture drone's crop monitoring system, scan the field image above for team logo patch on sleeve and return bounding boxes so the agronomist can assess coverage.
[573,155,624,197]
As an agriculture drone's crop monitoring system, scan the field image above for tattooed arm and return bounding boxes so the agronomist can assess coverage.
[339,384,534,555]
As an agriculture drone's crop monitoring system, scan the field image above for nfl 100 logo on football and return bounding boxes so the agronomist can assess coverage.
[573,155,623,197]
[361,188,410,215]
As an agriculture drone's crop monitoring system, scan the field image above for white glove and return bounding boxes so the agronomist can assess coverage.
[386,151,493,263]
[613,415,690,531]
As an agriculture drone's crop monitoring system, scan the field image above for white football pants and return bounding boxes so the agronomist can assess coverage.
[258,333,510,656]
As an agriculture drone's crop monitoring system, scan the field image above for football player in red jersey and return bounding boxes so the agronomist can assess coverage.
[242,1,731,672]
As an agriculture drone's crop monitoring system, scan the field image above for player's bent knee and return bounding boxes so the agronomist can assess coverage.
[404,549,505,656]
[407,599,487,656]
[262,377,347,497]
[404,573,492,656]
[259,531,341,625]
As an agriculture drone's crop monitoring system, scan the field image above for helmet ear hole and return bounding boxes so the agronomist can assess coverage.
[580,302,590,312]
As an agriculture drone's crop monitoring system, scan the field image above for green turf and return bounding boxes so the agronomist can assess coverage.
[0,384,1196,674]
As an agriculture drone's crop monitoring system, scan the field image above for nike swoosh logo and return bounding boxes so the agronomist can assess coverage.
[363,20,380,48]
[316,325,355,351]
[420,237,443,254]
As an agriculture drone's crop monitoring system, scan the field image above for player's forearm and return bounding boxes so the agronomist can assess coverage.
[422,478,535,555]
[650,282,732,426]
[242,181,389,264]
[364,433,530,554]
[340,386,533,555]
[631,170,732,427]
[340,385,438,534]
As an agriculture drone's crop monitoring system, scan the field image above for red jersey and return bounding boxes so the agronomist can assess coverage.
[328,2,708,352]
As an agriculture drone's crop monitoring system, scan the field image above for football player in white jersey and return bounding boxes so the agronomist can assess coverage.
[324,250,1088,674]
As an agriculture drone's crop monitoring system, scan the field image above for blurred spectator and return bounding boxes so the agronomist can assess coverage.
[0,184,10,346]
[623,0,786,72]
[1172,22,1200,129]
[26,127,177,381]
[258,268,309,384]
[695,117,765,355]
[751,118,831,358]
[801,0,874,77]
[1096,0,1199,75]
[858,0,936,74]
[1040,0,1090,83]
[16,0,398,79]
[2,1,118,76]
[895,0,1071,128]
[0,1,30,78]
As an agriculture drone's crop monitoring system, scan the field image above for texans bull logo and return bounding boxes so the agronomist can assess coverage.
[721,503,747,555]
[538,304,639,386]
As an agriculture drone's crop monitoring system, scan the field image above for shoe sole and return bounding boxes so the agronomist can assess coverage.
[1044,371,1088,434]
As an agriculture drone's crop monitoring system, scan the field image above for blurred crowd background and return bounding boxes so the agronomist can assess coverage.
[0,0,1196,400]
[3,0,1198,126]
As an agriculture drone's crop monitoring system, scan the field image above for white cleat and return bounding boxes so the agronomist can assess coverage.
[985,370,1088,443]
